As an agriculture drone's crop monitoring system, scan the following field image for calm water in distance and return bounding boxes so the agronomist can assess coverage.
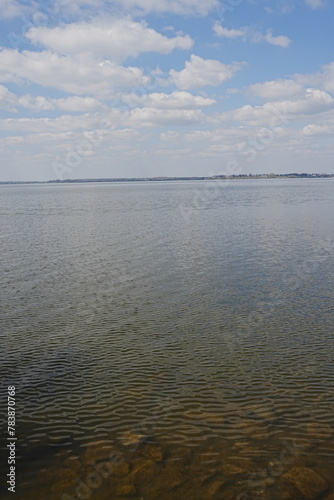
[1,179,334,499]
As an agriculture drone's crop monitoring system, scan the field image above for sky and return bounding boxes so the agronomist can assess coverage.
[0,0,333,181]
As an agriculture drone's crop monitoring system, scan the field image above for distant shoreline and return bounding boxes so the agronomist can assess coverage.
[1,173,334,185]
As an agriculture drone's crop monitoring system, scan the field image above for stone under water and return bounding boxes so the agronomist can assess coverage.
[281,467,328,500]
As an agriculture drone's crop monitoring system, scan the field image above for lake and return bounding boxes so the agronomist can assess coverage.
[1,179,334,500]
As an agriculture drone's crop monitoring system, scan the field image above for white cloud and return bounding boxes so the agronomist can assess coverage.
[0,0,22,18]
[155,147,192,157]
[213,24,246,39]
[0,86,106,112]
[32,0,218,20]
[0,49,150,97]
[264,2,295,15]
[122,0,218,15]
[121,91,216,109]
[245,63,334,104]
[297,62,334,94]
[0,84,17,110]
[252,0,325,14]
[264,31,291,48]
[0,131,75,146]
[125,107,205,127]
[301,123,331,135]
[247,79,305,101]
[217,89,334,126]
[0,128,141,151]
[24,95,106,112]
[169,55,244,90]
[0,113,113,133]
[184,127,249,142]
[160,130,180,141]
[304,0,325,9]
[214,22,291,48]
[17,95,55,111]
[52,96,106,112]
[0,105,205,135]
[53,0,218,16]
[319,63,334,93]
[26,19,194,62]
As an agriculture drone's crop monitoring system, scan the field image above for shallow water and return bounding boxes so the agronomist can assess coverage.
[1,179,334,499]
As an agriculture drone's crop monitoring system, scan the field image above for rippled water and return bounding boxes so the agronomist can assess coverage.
[1,179,334,500]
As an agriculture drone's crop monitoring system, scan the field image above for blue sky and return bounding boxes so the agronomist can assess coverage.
[0,0,333,181]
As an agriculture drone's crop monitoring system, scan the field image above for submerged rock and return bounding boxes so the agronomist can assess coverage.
[281,467,328,500]
[221,463,248,476]
[38,467,78,492]
[247,490,273,500]
[138,442,163,462]
[63,455,83,472]
[38,467,77,484]
[161,463,186,489]
[201,479,226,498]
[112,462,130,477]
[189,471,217,489]
[190,446,220,468]
[119,431,147,447]
[83,443,119,465]
[166,445,192,464]
[140,462,186,498]
[131,457,162,488]
[114,480,137,497]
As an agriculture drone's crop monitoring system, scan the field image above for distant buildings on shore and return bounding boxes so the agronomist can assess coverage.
[1,173,333,185]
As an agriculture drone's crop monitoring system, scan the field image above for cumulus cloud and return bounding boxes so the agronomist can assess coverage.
[302,123,331,135]
[247,79,305,101]
[184,127,250,142]
[297,62,334,94]
[0,0,22,18]
[0,84,17,110]
[214,22,291,48]
[0,86,106,112]
[0,90,103,113]
[160,130,180,141]
[264,31,291,47]
[22,95,106,112]
[26,19,194,62]
[125,107,205,127]
[245,63,334,104]
[121,91,216,109]
[0,128,140,151]
[165,121,333,164]
[0,105,206,134]
[0,113,112,133]
[213,24,246,39]
[53,96,107,112]
[169,55,244,90]
[217,89,334,126]
[0,49,150,97]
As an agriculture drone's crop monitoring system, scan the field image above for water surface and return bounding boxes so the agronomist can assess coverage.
[1,179,334,499]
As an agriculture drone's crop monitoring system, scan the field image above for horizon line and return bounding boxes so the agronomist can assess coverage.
[1,172,334,185]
